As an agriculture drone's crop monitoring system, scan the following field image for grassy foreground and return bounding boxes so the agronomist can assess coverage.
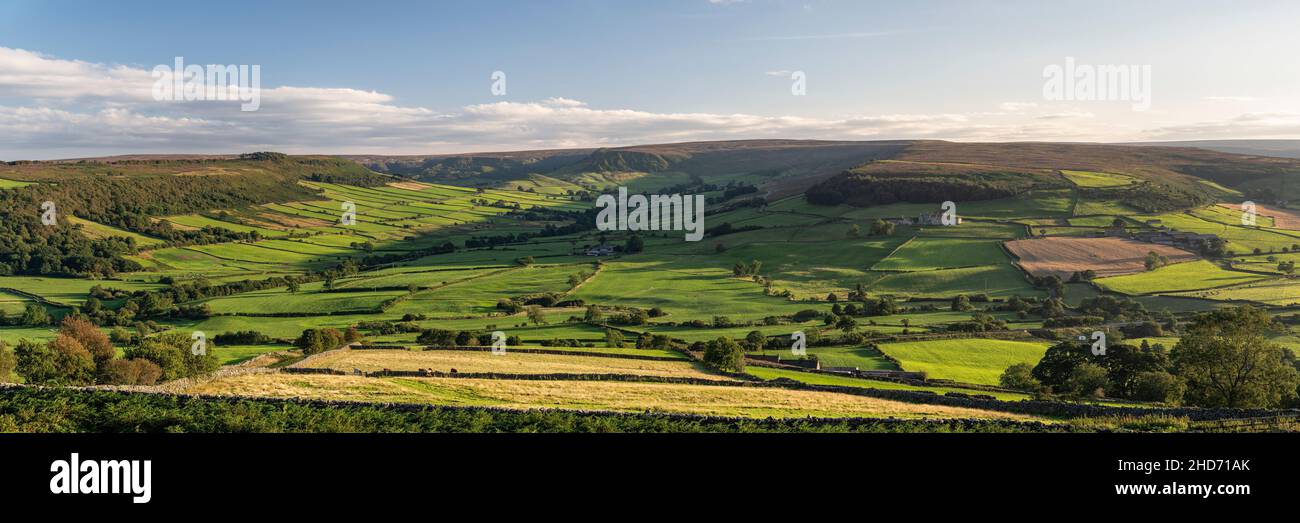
[0,387,1068,433]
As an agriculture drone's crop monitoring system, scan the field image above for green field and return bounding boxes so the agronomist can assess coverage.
[1061,170,1137,188]
[1094,260,1268,295]
[876,339,1052,386]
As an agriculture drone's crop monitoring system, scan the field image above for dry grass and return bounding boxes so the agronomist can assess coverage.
[294,349,729,380]
[1006,237,1198,278]
[1219,202,1300,230]
[184,373,1040,420]
[388,181,435,191]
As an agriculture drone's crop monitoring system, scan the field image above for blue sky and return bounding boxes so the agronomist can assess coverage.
[1,0,1298,158]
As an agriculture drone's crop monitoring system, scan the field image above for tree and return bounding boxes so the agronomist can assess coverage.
[836,314,857,333]
[0,342,16,383]
[1064,362,1110,398]
[287,280,301,293]
[1143,251,1168,271]
[869,219,895,236]
[21,304,51,327]
[951,294,973,312]
[1032,341,1093,392]
[999,363,1042,392]
[15,336,95,385]
[416,329,458,347]
[605,329,625,348]
[59,316,113,369]
[625,235,645,253]
[847,224,861,238]
[126,331,219,381]
[703,337,745,372]
[1172,306,1300,408]
[1131,371,1185,405]
[1098,343,1168,398]
[584,305,603,323]
[744,330,765,351]
[101,358,163,386]
[526,305,547,325]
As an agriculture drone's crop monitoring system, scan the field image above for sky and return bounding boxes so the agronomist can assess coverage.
[1,0,1299,159]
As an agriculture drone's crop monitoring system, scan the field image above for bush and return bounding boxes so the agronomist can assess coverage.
[0,342,15,383]
[416,329,458,347]
[1064,362,1110,399]
[294,328,347,355]
[101,358,163,386]
[125,331,219,381]
[1131,371,1185,405]
[59,316,113,367]
[15,336,96,385]
[213,330,272,345]
[999,363,1042,392]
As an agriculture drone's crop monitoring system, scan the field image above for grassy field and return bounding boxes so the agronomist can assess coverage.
[1061,170,1137,188]
[872,237,1010,271]
[1094,260,1267,295]
[745,366,1032,401]
[184,373,1039,420]
[876,339,1052,386]
[67,216,165,246]
[295,348,724,379]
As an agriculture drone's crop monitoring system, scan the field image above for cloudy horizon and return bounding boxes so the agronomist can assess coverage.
[2,0,1299,160]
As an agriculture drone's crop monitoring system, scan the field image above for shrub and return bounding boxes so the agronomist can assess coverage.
[1131,371,1185,405]
[0,342,15,383]
[101,358,163,386]
[15,336,95,385]
[1064,362,1110,399]
[295,328,348,355]
[416,329,457,347]
[999,363,1042,392]
[125,331,219,381]
[213,330,272,345]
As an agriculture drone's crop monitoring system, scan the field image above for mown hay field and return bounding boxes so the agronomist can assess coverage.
[184,373,1040,420]
[1005,237,1198,278]
[295,349,725,380]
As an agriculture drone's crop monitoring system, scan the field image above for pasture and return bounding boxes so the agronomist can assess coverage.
[876,338,1051,386]
[1093,260,1267,295]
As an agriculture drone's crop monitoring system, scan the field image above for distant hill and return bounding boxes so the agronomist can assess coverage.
[1126,140,1300,159]
[350,139,1300,205]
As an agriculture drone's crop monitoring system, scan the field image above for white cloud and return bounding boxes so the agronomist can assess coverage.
[1143,112,1300,140]
[1,47,1298,159]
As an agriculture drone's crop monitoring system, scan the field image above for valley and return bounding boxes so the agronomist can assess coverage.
[4,140,1300,431]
